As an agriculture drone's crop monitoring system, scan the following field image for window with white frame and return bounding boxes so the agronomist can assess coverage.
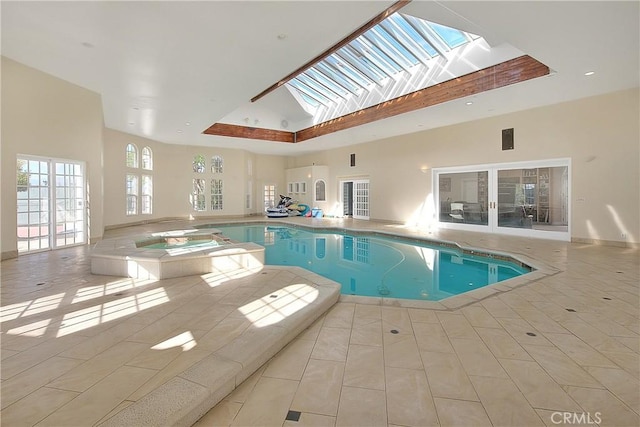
[141,146,153,170]
[141,175,153,214]
[126,144,138,168]
[211,179,223,210]
[126,174,138,215]
[211,155,223,174]
[193,154,205,173]
[192,179,206,211]
[264,184,276,210]
[315,180,326,201]
[125,144,153,215]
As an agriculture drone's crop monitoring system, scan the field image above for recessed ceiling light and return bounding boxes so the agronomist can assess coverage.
[81,42,94,48]
[185,122,191,126]
[177,129,183,133]
[132,107,139,110]
[128,122,134,126]
[466,101,473,105]
[277,34,287,40]
[584,71,595,76]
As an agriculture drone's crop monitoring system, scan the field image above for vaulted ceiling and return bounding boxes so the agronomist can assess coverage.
[2,1,638,155]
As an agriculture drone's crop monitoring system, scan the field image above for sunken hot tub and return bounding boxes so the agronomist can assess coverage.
[91,229,265,280]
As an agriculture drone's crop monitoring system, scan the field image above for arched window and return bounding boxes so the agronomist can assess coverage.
[126,144,138,168]
[315,179,326,201]
[193,154,205,173]
[141,147,153,170]
[211,155,223,174]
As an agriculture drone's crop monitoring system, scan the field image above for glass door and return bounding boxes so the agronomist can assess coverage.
[353,180,370,220]
[435,159,570,240]
[17,156,86,254]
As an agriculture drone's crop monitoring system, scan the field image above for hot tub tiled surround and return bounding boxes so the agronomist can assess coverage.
[91,229,265,280]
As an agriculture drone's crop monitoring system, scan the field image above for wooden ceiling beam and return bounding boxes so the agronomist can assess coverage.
[250,0,411,103]
[204,55,550,144]
[203,122,294,143]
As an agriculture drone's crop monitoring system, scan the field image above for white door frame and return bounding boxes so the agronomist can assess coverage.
[433,158,571,241]
[339,178,370,220]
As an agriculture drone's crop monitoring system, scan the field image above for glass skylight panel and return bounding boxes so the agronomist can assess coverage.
[350,39,399,77]
[305,67,352,97]
[428,22,469,49]
[284,11,480,112]
[390,14,439,58]
[289,78,332,106]
[324,56,375,88]
[338,48,387,83]
[295,74,341,102]
[365,27,418,69]
[314,63,363,95]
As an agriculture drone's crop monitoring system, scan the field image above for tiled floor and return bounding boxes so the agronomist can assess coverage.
[2,217,639,426]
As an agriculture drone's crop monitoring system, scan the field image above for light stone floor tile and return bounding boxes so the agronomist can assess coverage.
[192,399,243,426]
[565,386,640,427]
[127,348,210,401]
[460,305,502,328]
[230,377,299,427]
[1,356,83,410]
[585,366,640,414]
[291,358,345,416]
[381,306,414,332]
[470,375,546,426]
[0,386,79,426]
[383,330,423,370]
[475,326,534,360]
[385,366,438,426]
[412,322,454,353]
[437,311,481,339]
[450,337,508,379]
[46,340,149,392]
[284,412,336,426]
[420,350,478,401]
[263,337,315,381]
[3,219,639,426]
[349,318,383,346]
[407,307,439,323]
[343,344,385,390]
[311,326,350,361]
[323,303,355,329]
[434,397,492,427]
[35,365,156,426]
[336,386,387,427]
[544,332,619,368]
[499,358,582,411]
[524,344,604,388]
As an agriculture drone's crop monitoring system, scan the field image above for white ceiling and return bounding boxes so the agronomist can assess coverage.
[2,1,638,156]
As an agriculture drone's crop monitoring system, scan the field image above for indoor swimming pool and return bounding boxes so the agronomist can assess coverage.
[204,224,532,301]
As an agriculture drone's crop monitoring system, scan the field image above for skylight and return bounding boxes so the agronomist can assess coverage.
[286,12,479,111]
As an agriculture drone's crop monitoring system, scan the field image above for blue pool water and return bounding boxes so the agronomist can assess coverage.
[211,224,530,301]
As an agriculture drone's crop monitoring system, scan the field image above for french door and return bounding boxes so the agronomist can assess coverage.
[341,179,370,220]
[434,159,570,240]
[17,156,86,254]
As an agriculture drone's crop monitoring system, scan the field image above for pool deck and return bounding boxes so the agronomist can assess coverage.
[1,217,638,426]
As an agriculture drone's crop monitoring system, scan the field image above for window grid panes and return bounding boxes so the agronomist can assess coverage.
[141,175,152,214]
[211,179,223,211]
[211,155,223,174]
[17,159,50,252]
[192,179,205,211]
[315,180,326,201]
[264,185,276,210]
[141,147,153,170]
[126,174,138,215]
[193,155,206,173]
[126,144,138,168]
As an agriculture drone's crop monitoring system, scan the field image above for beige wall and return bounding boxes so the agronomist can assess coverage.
[103,129,288,227]
[3,56,637,255]
[1,57,104,259]
[291,89,639,245]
